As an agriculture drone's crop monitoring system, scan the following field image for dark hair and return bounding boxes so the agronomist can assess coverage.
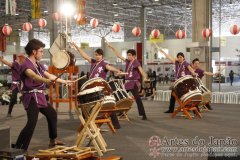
[192,58,199,64]
[95,48,104,56]
[24,39,45,56]
[127,49,136,56]
[176,52,184,58]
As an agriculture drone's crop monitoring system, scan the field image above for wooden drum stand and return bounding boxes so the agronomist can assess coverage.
[48,65,79,111]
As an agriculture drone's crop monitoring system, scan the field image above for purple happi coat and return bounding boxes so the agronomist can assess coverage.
[89,59,108,79]
[194,68,204,79]
[124,59,141,90]
[175,60,191,79]
[11,61,22,91]
[20,58,47,109]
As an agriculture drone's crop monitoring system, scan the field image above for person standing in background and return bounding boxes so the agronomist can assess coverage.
[0,54,25,117]
[229,70,234,86]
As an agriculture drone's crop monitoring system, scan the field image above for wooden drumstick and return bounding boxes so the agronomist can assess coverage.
[74,75,87,82]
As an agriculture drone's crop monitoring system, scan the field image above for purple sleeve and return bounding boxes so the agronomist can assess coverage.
[134,60,141,68]
[183,61,190,68]
[91,58,96,64]
[102,60,107,69]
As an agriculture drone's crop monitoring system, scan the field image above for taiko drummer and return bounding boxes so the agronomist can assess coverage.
[154,43,196,113]
[72,42,122,129]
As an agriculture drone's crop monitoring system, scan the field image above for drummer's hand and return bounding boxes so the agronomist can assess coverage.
[192,72,197,77]
[143,77,149,82]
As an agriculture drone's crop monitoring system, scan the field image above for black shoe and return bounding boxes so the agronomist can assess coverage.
[142,116,147,120]
[206,104,213,110]
[164,110,173,113]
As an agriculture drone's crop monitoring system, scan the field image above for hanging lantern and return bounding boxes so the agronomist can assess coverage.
[230,25,239,35]
[75,13,83,21]
[151,29,160,38]
[112,23,121,32]
[90,18,99,28]
[175,29,186,39]
[2,25,12,36]
[52,12,60,21]
[132,27,141,37]
[22,22,33,32]
[38,18,47,28]
[202,28,212,38]
[76,0,87,25]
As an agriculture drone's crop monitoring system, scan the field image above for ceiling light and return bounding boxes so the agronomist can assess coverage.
[154,0,159,1]
[114,13,118,17]
[169,23,171,25]
[186,7,191,10]
[44,10,48,13]
[15,13,19,16]
[60,2,75,16]
[113,3,118,6]
[148,11,153,14]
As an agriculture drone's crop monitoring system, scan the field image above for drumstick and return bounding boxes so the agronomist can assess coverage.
[74,75,87,82]
[54,70,67,82]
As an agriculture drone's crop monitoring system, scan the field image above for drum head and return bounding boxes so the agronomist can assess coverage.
[115,98,133,109]
[52,50,70,69]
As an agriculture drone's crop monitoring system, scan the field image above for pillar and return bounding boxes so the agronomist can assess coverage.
[192,0,212,90]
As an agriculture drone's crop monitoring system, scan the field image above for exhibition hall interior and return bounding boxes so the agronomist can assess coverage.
[0,0,240,160]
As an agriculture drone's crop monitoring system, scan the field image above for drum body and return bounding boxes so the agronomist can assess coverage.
[196,78,212,103]
[77,87,104,105]
[81,77,115,109]
[108,79,133,109]
[173,76,202,102]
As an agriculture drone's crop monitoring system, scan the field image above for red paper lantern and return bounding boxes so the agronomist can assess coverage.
[38,18,47,28]
[52,12,60,21]
[75,13,83,21]
[112,23,121,32]
[230,25,239,35]
[90,18,99,28]
[202,28,212,38]
[175,29,186,39]
[2,25,12,36]
[132,27,141,37]
[22,22,32,32]
[151,29,160,38]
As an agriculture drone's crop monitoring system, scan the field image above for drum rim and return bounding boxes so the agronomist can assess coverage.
[173,75,194,87]
[115,98,133,108]
[180,89,202,102]
[81,77,106,90]
[78,86,103,95]
[78,99,103,106]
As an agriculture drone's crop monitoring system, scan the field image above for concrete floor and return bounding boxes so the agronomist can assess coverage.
[0,100,240,160]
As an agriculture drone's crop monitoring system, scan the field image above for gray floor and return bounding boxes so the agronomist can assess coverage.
[0,100,240,160]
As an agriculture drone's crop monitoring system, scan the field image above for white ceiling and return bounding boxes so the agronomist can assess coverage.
[0,0,240,40]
